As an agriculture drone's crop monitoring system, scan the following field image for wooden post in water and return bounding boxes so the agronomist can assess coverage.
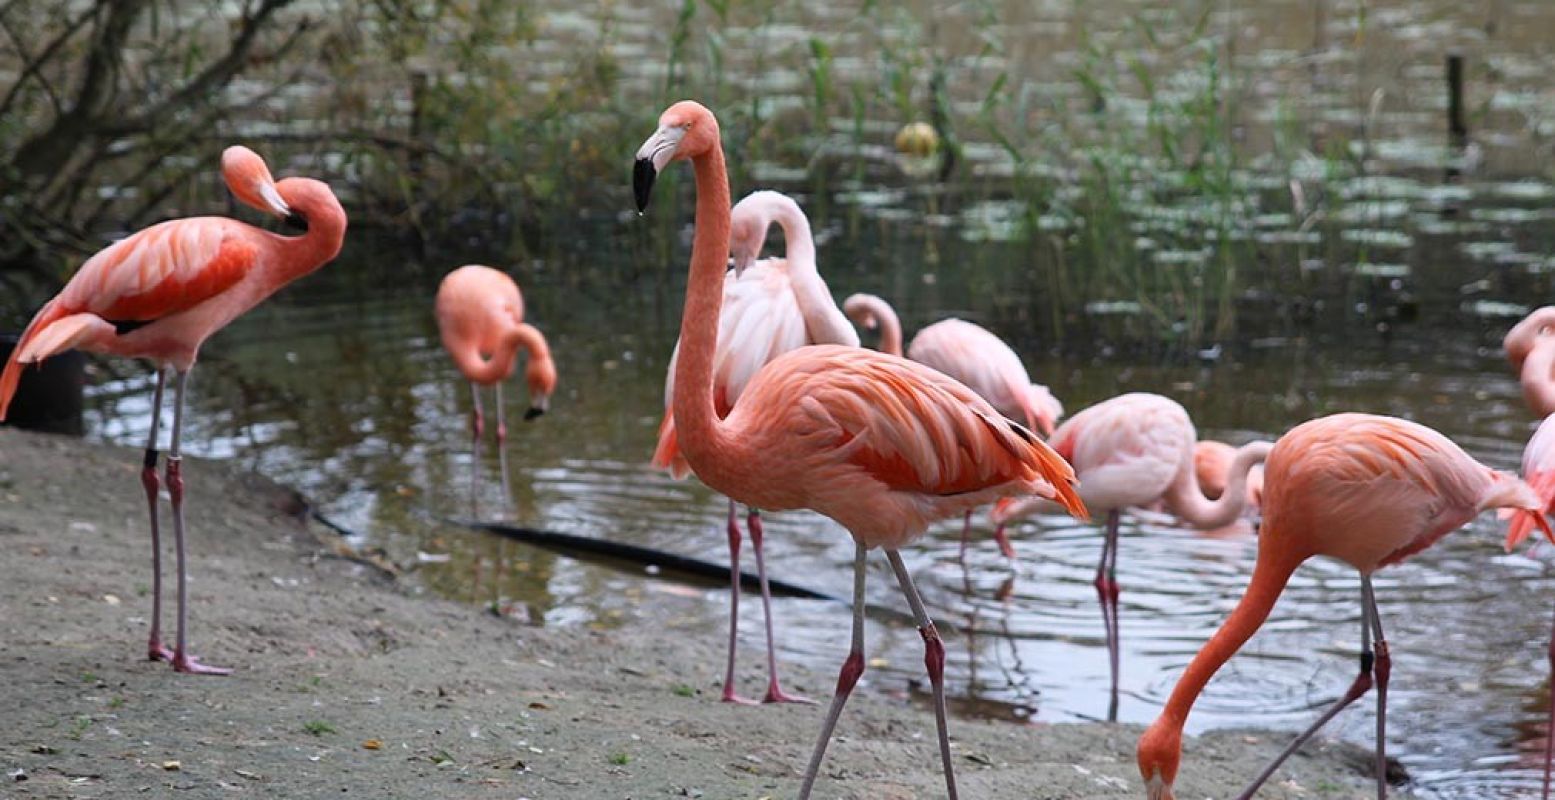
[1446,54,1468,150]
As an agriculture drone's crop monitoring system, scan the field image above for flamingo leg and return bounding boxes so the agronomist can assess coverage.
[469,382,484,517]
[991,517,1017,561]
[1234,578,1377,800]
[887,549,959,800]
[1094,509,1121,722]
[1362,575,1391,800]
[141,368,173,662]
[797,542,868,800]
[747,510,812,704]
[1545,597,1555,800]
[166,370,229,675]
[721,499,756,705]
[494,381,514,516]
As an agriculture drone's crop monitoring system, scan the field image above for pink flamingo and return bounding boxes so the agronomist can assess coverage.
[653,189,858,705]
[434,265,556,509]
[634,100,1086,800]
[0,146,346,674]
[990,393,1271,720]
[1137,413,1551,800]
[1503,308,1555,797]
[843,292,1061,559]
[1194,440,1265,513]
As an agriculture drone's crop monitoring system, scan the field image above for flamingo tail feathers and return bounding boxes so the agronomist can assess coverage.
[650,412,692,480]
[0,303,102,421]
[1504,470,1555,550]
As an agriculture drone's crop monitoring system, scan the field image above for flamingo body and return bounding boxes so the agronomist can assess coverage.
[907,317,1061,435]
[435,265,526,386]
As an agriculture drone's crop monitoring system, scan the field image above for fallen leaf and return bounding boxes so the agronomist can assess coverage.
[233,769,262,781]
[362,739,382,750]
[161,761,181,771]
[527,702,549,710]
[102,595,120,606]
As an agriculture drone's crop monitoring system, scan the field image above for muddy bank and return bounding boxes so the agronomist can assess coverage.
[0,428,1403,798]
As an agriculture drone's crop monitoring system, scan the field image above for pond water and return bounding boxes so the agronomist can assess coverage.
[15,0,1555,797]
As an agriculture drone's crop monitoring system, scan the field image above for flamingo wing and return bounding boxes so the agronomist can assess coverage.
[58,218,258,324]
[749,346,1084,515]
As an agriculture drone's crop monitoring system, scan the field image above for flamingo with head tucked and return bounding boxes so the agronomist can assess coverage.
[0,146,346,674]
[991,392,1271,720]
[1137,413,1550,800]
[653,189,858,705]
[434,265,556,510]
[634,100,1086,800]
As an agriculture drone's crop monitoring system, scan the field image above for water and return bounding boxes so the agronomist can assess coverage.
[15,1,1555,796]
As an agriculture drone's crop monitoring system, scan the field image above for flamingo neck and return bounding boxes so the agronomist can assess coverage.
[672,145,741,467]
[272,198,346,283]
[1521,341,1555,418]
[1158,545,1300,731]
[451,332,518,385]
[512,323,550,366]
[1164,441,1272,529]
[778,208,858,347]
[845,294,903,356]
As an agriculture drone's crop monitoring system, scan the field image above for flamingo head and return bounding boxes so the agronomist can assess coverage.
[634,101,719,213]
[728,211,764,276]
[1136,720,1181,800]
[524,355,557,421]
[1504,307,1555,371]
[842,294,881,330]
[222,146,292,220]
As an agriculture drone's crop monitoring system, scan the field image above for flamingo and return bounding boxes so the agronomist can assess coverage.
[1137,413,1552,800]
[0,146,346,674]
[434,265,556,510]
[989,393,1272,720]
[843,292,1061,559]
[653,189,858,705]
[1503,309,1555,798]
[1194,439,1265,513]
[634,100,1086,800]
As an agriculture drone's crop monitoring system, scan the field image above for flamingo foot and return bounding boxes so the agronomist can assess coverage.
[720,688,759,706]
[148,639,174,662]
[172,651,232,676]
[994,526,1017,560]
[763,681,816,705]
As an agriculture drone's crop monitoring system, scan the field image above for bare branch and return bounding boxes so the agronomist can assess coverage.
[0,3,102,117]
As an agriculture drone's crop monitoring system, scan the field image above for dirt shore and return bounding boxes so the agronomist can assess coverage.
[0,427,1403,799]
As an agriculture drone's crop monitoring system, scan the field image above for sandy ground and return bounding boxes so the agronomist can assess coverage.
[0,427,1406,799]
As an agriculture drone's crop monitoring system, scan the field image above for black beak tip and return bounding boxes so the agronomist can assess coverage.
[633,158,656,213]
[283,213,309,233]
[524,407,545,421]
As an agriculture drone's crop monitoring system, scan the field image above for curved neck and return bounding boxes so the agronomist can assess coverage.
[1158,546,1300,731]
[777,210,858,347]
[1522,341,1555,417]
[848,295,903,356]
[275,198,346,280]
[672,145,741,462]
[451,334,518,385]
[1164,442,1272,528]
[512,322,550,366]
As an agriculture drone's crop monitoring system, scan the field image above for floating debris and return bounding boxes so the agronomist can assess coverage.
[1462,300,1529,318]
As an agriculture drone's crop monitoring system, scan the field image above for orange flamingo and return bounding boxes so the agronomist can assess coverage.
[434,265,556,509]
[654,189,858,705]
[634,100,1085,800]
[1504,308,1555,798]
[843,292,1062,558]
[990,393,1271,721]
[0,146,346,674]
[1137,413,1552,800]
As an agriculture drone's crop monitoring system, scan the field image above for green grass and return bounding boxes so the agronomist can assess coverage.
[302,720,336,736]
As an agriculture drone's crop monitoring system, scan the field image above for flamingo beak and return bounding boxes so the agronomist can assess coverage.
[633,125,686,213]
[525,393,550,421]
[258,181,291,218]
[731,249,755,277]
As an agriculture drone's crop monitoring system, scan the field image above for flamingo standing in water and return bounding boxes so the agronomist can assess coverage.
[843,292,1062,558]
[434,265,556,511]
[1503,307,1555,797]
[1137,413,1551,800]
[634,100,1086,800]
[0,146,346,674]
[990,392,1271,720]
[654,189,858,705]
